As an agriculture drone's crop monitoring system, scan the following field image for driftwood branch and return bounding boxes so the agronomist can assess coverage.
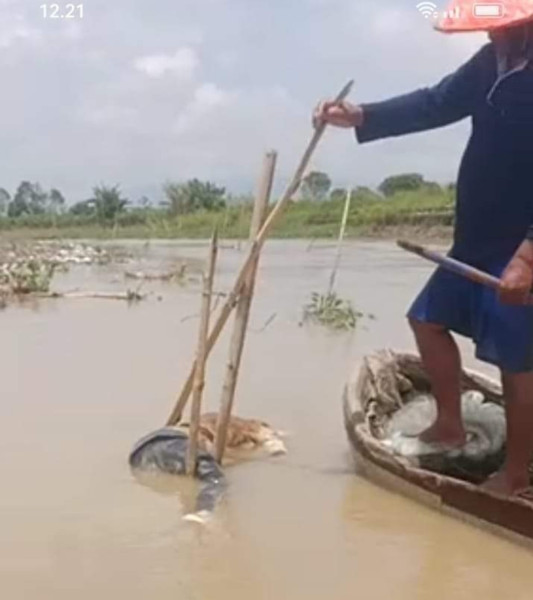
[250,312,278,333]
[35,290,146,302]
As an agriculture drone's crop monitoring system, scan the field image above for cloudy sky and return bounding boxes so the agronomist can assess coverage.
[0,0,486,204]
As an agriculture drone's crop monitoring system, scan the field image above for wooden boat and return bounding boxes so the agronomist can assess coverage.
[343,349,533,548]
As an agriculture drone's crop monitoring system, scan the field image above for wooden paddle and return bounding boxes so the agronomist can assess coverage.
[397,239,533,306]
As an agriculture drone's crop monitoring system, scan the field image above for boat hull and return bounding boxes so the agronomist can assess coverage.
[343,350,533,549]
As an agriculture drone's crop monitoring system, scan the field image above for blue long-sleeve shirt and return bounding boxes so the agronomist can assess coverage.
[355,43,533,263]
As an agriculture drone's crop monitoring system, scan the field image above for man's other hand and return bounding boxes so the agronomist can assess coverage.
[313,100,363,129]
[499,256,533,305]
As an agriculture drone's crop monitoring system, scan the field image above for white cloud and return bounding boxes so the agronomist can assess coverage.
[0,0,494,201]
[174,83,233,133]
[133,47,199,79]
[0,14,41,48]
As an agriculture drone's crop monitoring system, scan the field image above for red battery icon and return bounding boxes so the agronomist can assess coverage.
[473,3,505,18]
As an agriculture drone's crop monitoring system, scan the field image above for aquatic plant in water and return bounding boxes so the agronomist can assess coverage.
[0,259,56,294]
[302,292,362,331]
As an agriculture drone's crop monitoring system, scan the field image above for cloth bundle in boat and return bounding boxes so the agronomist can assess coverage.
[384,391,506,482]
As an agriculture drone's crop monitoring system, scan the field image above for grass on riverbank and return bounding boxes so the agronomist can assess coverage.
[0,188,455,241]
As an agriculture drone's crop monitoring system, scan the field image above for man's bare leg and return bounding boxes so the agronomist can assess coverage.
[482,371,533,496]
[409,319,467,446]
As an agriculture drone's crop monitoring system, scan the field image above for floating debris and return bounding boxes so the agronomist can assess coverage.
[124,264,187,282]
[301,292,362,331]
[0,242,140,308]
[0,259,56,295]
[0,242,112,266]
[43,289,146,303]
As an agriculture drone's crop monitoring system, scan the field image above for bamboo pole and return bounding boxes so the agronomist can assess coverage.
[214,151,277,462]
[165,79,354,426]
[186,229,219,475]
[327,188,352,295]
[237,202,246,251]
[397,239,533,305]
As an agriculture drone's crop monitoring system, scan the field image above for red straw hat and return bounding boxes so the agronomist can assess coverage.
[436,1,533,32]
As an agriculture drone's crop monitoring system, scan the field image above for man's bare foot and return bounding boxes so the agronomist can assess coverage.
[418,421,467,447]
[480,470,530,497]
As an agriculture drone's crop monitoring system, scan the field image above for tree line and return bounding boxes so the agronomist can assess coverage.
[0,179,228,224]
[300,171,450,203]
[0,172,452,226]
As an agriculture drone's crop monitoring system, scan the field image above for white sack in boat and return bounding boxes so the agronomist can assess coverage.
[383,391,506,461]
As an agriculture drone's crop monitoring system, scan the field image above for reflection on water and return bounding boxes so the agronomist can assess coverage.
[0,240,531,600]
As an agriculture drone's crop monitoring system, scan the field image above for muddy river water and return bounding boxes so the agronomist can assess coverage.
[1,240,532,599]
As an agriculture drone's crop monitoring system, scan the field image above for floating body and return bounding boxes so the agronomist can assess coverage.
[129,415,287,522]
[129,427,225,521]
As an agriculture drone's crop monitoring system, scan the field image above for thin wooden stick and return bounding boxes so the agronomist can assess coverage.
[186,229,219,475]
[214,151,277,463]
[397,239,533,305]
[166,79,354,426]
[327,188,352,295]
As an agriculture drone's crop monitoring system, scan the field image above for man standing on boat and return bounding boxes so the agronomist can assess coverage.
[314,1,533,497]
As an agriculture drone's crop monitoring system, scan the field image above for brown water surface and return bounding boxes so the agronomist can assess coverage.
[1,240,531,599]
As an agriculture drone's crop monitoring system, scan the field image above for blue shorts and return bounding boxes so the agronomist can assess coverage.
[408,260,533,373]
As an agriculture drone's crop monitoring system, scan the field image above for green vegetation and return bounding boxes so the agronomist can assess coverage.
[0,173,455,240]
[0,259,56,306]
[301,292,361,331]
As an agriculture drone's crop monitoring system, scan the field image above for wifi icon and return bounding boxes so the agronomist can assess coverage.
[416,1,439,19]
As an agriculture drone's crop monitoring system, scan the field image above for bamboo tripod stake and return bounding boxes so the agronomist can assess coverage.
[186,230,219,475]
[166,79,354,426]
[214,151,278,462]
[327,188,352,295]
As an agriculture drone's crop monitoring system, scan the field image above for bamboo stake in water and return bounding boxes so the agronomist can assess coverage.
[214,151,277,463]
[166,79,354,426]
[327,188,352,295]
[186,229,219,475]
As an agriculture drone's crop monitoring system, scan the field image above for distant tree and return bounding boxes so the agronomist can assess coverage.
[138,195,151,208]
[422,181,442,194]
[0,188,10,216]
[353,186,375,196]
[301,171,332,202]
[8,181,48,217]
[91,185,128,224]
[162,183,184,214]
[331,186,379,203]
[49,188,66,214]
[329,188,348,202]
[351,186,381,202]
[69,199,96,217]
[163,179,226,215]
[378,173,425,197]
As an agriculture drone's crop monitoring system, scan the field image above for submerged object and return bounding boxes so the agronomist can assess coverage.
[343,350,533,548]
[182,413,288,462]
[129,415,287,522]
[129,427,225,522]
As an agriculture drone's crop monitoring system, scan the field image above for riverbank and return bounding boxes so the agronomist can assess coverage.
[0,190,455,244]
[0,223,453,245]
